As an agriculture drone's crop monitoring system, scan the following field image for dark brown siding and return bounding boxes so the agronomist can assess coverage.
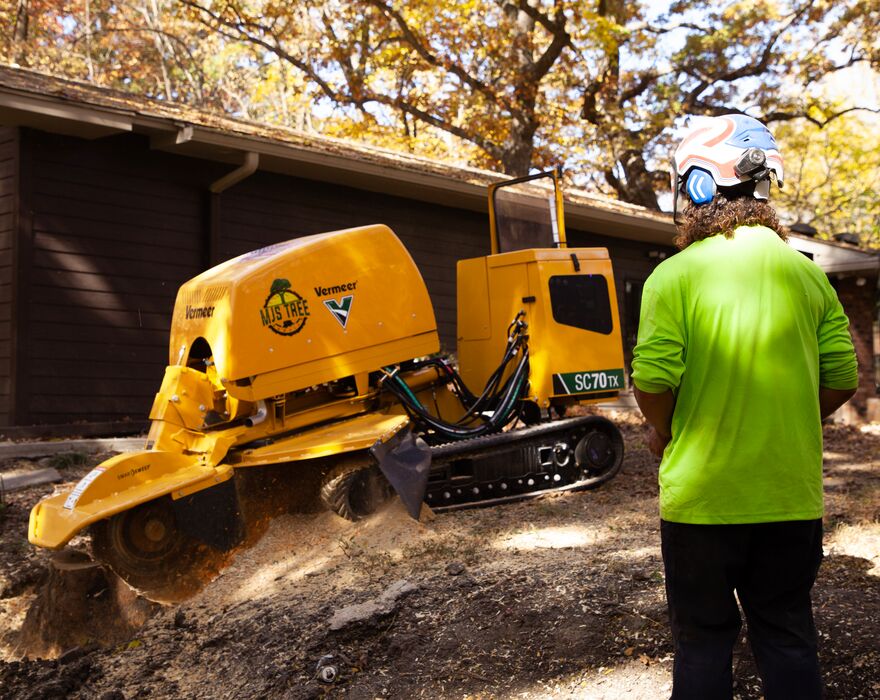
[217,172,490,349]
[14,127,672,427]
[0,127,16,424]
[22,130,216,423]
[568,229,676,367]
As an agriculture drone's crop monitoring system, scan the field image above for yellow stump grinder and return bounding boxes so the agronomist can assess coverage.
[28,170,627,600]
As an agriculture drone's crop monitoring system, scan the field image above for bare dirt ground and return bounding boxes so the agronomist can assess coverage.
[1,415,878,700]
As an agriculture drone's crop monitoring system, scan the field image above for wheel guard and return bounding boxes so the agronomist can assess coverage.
[370,429,431,520]
[172,477,244,551]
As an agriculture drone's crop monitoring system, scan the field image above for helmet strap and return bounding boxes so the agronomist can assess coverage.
[672,169,682,225]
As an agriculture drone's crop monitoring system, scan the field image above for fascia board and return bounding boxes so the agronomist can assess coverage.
[0,91,132,136]
[152,124,679,244]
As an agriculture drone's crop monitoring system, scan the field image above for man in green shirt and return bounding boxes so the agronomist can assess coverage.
[632,114,858,700]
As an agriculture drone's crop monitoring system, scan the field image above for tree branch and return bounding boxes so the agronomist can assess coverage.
[364,0,509,109]
[184,0,507,163]
[679,2,815,112]
[182,1,345,104]
[764,105,880,128]
[369,92,506,160]
[618,71,660,105]
[514,0,572,79]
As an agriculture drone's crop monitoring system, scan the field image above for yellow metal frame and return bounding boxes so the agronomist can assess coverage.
[456,247,624,410]
[28,406,416,549]
[28,175,624,554]
[488,168,567,255]
[231,413,410,468]
[28,451,235,549]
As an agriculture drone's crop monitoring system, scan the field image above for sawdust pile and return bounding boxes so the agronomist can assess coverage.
[1,418,878,699]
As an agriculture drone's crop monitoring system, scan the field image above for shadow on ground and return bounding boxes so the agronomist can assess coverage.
[0,420,877,699]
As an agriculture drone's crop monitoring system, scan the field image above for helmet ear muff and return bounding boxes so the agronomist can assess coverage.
[685,168,716,205]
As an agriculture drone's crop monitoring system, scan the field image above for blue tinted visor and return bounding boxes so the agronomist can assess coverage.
[725,114,778,150]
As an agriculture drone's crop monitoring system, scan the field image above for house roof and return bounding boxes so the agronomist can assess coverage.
[0,64,676,244]
[0,64,877,274]
[787,233,879,275]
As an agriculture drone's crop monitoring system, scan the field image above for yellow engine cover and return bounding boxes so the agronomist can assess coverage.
[169,225,439,401]
[457,248,625,407]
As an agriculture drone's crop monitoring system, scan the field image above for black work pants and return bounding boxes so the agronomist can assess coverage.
[660,519,824,700]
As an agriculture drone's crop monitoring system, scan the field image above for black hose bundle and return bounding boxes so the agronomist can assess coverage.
[382,313,530,441]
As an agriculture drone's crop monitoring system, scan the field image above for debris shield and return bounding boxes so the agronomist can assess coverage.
[370,429,431,519]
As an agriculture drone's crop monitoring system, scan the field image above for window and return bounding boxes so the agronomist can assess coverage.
[549,275,613,334]
[493,188,557,253]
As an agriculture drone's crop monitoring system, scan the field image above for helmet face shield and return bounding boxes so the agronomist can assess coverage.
[724,116,779,151]
[673,114,784,205]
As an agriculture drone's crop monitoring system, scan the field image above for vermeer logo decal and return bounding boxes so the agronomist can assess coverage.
[324,295,353,328]
[186,305,215,319]
[260,278,310,336]
[314,280,357,297]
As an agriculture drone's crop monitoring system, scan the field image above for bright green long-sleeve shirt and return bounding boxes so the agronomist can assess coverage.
[632,225,858,524]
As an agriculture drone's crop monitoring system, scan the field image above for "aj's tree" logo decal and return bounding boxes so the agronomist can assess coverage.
[324,295,353,328]
[260,278,310,336]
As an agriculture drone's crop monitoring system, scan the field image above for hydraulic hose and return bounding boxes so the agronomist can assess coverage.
[381,311,530,441]
[389,358,526,440]
[383,346,529,440]
[402,311,528,415]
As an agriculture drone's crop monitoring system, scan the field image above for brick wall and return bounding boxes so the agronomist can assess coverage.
[835,273,879,416]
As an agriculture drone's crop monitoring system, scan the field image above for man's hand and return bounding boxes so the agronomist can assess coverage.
[646,426,671,460]
[633,386,675,460]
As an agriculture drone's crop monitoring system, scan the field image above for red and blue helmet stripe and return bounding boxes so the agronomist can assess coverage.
[674,114,784,205]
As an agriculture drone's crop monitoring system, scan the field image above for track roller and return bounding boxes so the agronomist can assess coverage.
[573,421,624,487]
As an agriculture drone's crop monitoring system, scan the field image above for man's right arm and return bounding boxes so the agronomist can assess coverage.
[633,386,675,439]
[633,386,676,458]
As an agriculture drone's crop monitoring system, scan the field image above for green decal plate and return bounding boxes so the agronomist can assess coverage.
[552,369,624,395]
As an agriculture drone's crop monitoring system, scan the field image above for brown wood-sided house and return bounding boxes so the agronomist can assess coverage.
[0,66,877,433]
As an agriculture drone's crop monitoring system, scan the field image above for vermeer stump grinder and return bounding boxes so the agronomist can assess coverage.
[29,170,626,601]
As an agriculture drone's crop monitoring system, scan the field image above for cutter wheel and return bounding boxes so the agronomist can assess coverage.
[91,496,226,603]
[320,458,393,521]
[425,415,624,512]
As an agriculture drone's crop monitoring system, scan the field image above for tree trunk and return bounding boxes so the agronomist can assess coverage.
[13,0,29,42]
[605,150,661,210]
[500,3,539,176]
[500,129,536,176]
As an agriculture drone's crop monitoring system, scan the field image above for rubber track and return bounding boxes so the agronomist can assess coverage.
[426,415,622,512]
[428,415,610,462]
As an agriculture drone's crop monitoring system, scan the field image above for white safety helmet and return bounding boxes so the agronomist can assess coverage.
[673,114,784,209]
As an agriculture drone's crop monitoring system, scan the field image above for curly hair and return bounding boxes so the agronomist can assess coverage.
[674,192,784,250]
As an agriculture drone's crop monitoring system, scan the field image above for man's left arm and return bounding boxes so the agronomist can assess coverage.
[631,282,685,459]
[633,387,675,458]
